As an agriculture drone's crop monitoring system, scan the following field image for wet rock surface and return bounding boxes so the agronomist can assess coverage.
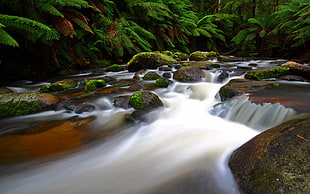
[229,114,310,194]
[173,66,205,82]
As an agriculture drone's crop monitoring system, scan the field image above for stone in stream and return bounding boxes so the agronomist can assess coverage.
[229,113,310,194]
[127,52,178,72]
[0,92,59,118]
[128,90,163,110]
[281,61,310,79]
[173,66,205,82]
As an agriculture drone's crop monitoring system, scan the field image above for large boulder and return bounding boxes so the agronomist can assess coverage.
[128,90,163,110]
[229,114,310,194]
[281,61,310,79]
[0,92,59,118]
[127,52,178,72]
[173,66,205,82]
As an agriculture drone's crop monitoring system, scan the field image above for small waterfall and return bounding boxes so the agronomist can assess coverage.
[0,67,301,194]
[0,82,259,194]
[211,95,297,130]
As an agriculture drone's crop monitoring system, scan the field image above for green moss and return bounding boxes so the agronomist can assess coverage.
[245,67,290,80]
[114,83,130,87]
[143,72,161,80]
[129,92,145,109]
[40,80,77,92]
[84,79,106,91]
[173,52,189,61]
[206,51,218,57]
[106,64,124,72]
[127,52,178,72]
[0,100,41,118]
[156,78,169,88]
[189,51,219,61]
[161,50,173,56]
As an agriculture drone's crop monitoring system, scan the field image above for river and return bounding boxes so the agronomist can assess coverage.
[0,59,307,194]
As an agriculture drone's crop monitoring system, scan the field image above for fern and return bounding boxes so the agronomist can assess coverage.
[0,14,60,46]
[0,27,19,47]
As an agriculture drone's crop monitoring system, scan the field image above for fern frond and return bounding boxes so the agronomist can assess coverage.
[39,4,64,17]
[0,28,19,47]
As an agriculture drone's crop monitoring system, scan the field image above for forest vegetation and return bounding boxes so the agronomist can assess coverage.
[0,0,309,82]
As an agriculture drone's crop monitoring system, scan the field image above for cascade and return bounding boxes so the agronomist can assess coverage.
[0,66,301,194]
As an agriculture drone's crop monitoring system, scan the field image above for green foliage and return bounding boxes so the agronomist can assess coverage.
[0,14,60,46]
[272,0,310,48]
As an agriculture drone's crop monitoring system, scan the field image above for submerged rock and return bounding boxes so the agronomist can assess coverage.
[0,92,59,118]
[128,90,163,110]
[173,66,205,82]
[229,114,310,194]
[127,52,178,72]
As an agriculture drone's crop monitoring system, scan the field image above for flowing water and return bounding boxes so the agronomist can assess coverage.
[0,59,306,194]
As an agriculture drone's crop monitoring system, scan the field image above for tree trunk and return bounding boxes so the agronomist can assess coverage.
[217,0,221,13]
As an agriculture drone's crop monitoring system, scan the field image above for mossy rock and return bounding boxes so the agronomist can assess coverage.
[128,90,163,110]
[161,50,173,56]
[229,113,310,193]
[84,79,106,91]
[106,64,124,72]
[245,67,290,80]
[155,78,169,88]
[127,52,178,72]
[0,92,59,118]
[189,51,218,61]
[173,66,205,82]
[143,72,161,80]
[41,79,77,92]
[173,52,189,61]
